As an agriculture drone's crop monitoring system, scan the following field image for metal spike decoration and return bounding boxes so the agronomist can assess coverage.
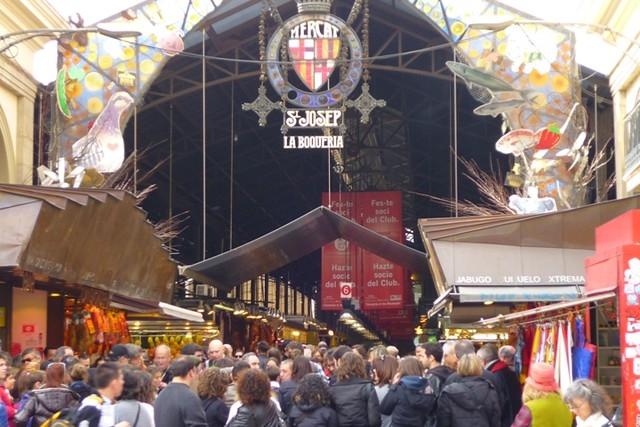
[346,82,386,124]
[242,85,282,127]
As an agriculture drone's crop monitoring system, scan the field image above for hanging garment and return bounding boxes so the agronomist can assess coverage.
[538,325,548,364]
[573,317,595,379]
[544,323,557,365]
[515,327,524,378]
[554,322,572,393]
[529,325,542,373]
[521,326,535,380]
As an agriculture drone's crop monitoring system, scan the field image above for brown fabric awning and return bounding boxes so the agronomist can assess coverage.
[0,184,176,302]
[181,206,428,291]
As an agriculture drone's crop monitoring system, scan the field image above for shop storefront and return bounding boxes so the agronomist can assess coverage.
[0,185,200,356]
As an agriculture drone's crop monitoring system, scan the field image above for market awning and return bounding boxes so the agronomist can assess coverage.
[475,291,616,326]
[109,294,204,322]
[418,196,640,302]
[181,206,428,291]
[0,185,176,302]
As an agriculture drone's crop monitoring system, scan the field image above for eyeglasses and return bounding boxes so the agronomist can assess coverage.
[47,362,66,369]
[234,354,243,359]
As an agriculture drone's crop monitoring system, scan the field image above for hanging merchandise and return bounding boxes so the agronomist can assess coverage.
[65,303,130,355]
[554,321,572,393]
[572,316,596,379]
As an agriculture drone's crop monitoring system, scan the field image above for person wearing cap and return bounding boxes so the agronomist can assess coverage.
[108,345,131,366]
[511,363,572,427]
[154,357,207,427]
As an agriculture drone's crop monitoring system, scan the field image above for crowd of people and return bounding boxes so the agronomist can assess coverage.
[0,339,620,427]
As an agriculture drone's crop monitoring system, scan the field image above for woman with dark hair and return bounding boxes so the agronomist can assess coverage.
[371,356,398,427]
[329,352,380,427]
[114,369,155,427]
[279,356,312,416]
[288,374,337,427]
[380,356,435,427]
[15,363,80,426]
[226,370,284,427]
[198,368,229,427]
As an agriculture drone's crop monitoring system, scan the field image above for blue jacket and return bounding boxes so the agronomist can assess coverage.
[0,402,8,427]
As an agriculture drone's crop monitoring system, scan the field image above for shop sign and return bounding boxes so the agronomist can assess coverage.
[455,274,586,285]
[619,248,640,426]
[243,1,384,147]
[283,109,344,149]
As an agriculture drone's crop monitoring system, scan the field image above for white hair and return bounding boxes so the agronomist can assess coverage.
[441,341,456,364]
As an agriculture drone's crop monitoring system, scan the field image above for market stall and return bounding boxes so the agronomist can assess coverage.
[0,185,199,355]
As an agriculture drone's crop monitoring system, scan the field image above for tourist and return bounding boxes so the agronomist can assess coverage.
[266,358,280,370]
[498,345,516,371]
[279,356,312,416]
[437,354,501,427]
[15,362,79,426]
[380,356,435,427]
[107,345,132,366]
[445,340,511,427]
[322,353,337,381]
[256,341,270,369]
[564,379,613,427]
[441,341,458,371]
[511,363,572,427]
[181,344,205,361]
[288,374,338,427]
[477,344,522,422]
[328,352,380,427]
[154,357,207,427]
[267,348,282,365]
[206,341,225,368]
[233,351,243,361]
[224,361,249,407]
[371,356,398,427]
[69,363,94,400]
[241,353,261,370]
[0,354,15,427]
[420,343,454,399]
[124,344,145,370]
[78,362,126,427]
[153,345,173,391]
[197,368,229,427]
[226,370,283,427]
[266,366,281,394]
[14,370,44,409]
[114,369,154,427]
[385,346,399,359]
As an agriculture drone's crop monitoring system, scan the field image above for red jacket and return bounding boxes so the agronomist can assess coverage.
[0,385,15,427]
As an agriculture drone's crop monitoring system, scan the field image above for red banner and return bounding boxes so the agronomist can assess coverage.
[321,192,405,311]
[321,193,358,310]
[619,246,640,426]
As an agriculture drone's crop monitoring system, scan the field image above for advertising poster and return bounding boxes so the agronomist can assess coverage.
[321,192,406,311]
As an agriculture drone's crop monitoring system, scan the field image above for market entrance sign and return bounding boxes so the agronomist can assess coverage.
[243,0,385,147]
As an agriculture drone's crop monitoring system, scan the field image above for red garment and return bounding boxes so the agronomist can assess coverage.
[510,405,532,427]
[489,360,510,374]
[0,385,15,427]
[521,326,534,378]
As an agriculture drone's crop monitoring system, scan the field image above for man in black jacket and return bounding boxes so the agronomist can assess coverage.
[477,344,522,424]
[444,340,511,427]
[155,357,207,427]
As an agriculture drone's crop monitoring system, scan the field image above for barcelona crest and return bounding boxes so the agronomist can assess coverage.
[266,0,363,108]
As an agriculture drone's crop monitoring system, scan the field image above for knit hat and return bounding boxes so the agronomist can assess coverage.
[526,363,559,392]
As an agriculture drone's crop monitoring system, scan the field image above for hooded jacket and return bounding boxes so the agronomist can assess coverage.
[278,380,297,416]
[287,402,338,427]
[15,387,80,427]
[379,376,435,427]
[328,378,380,427]
[436,376,501,427]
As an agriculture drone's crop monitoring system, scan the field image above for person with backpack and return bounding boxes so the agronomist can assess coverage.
[436,354,501,427]
[197,368,229,427]
[287,374,337,427]
[15,363,80,427]
[379,356,435,427]
[477,344,521,423]
[328,352,380,427]
[114,369,154,427]
[226,369,285,427]
[78,362,129,427]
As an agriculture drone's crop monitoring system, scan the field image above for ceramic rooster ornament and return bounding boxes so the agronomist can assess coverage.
[72,91,134,173]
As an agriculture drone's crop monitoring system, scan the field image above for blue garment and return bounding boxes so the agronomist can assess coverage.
[0,401,8,427]
[515,327,524,377]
